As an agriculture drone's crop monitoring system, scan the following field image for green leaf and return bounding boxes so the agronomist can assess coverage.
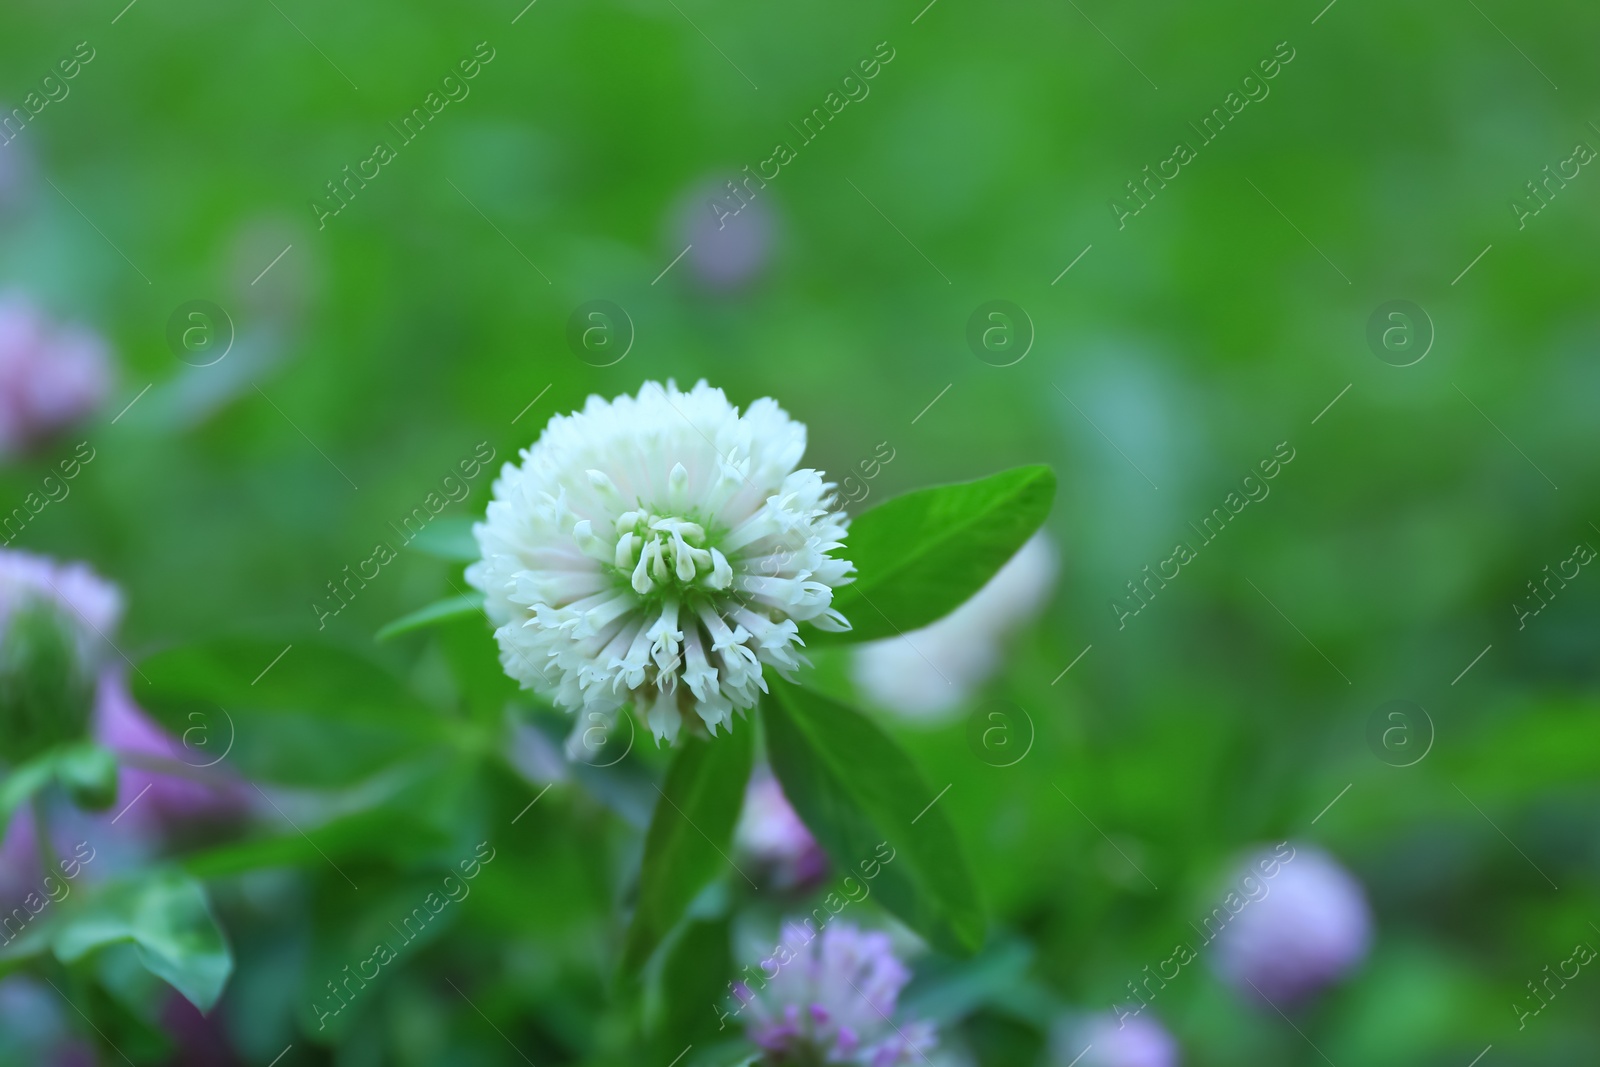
[762,679,984,955]
[0,743,119,837]
[179,757,474,879]
[653,915,733,1058]
[56,743,119,811]
[376,592,486,641]
[0,751,65,836]
[404,516,479,561]
[133,638,454,788]
[623,728,753,974]
[54,870,233,1012]
[815,465,1056,644]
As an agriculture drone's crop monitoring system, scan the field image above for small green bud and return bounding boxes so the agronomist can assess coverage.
[0,599,97,763]
[56,742,119,811]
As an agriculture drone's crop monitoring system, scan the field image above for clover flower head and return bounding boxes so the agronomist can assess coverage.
[468,380,852,746]
[0,293,113,455]
[736,766,827,888]
[1213,844,1372,1005]
[739,922,935,1067]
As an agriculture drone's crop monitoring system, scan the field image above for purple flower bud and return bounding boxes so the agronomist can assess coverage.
[1059,1012,1180,1067]
[0,293,113,455]
[0,549,121,636]
[1212,844,1372,1005]
[742,922,936,1066]
[735,767,827,889]
[0,551,120,759]
[669,175,777,292]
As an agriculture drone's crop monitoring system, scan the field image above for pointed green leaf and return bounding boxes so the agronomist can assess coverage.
[376,592,486,641]
[54,870,233,1012]
[653,914,734,1057]
[623,728,753,974]
[763,679,984,954]
[815,465,1056,644]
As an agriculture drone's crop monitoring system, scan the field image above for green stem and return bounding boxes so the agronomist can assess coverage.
[31,793,60,879]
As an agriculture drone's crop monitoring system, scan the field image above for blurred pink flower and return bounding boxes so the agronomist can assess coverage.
[0,547,121,636]
[670,175,777,291]
[735,766,826,889]
[0,551,243,856]
[739,921,935,1066]
[0,292,113,456]
[1212,844,1372,1005]
[0,549,120,762]
[1065,1012,1180,1067]
[94,674,248,831]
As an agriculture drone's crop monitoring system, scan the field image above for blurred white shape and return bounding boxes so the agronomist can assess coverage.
[853,532,1058,720]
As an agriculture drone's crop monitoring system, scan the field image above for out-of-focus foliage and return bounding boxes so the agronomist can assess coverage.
[1,0,1598,1062]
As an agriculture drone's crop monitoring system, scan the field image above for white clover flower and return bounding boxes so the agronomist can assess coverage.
[468,381,852,747]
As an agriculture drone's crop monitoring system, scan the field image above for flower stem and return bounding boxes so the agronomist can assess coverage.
[31,793,60,879]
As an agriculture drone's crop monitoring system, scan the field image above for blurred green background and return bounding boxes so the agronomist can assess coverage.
[2,0,1598,1062]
